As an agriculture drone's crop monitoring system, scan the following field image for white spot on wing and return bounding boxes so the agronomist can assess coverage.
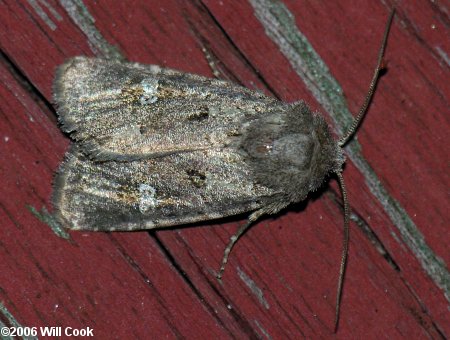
[144,221,155,228]
[139,184,159,213]
[140,79,159,105]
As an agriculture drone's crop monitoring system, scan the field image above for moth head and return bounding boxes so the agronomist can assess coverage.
[241,101,344,201]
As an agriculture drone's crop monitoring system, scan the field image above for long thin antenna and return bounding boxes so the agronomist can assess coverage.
[334,171,350,332]
[334,9,395,331]
[338,8,395,147]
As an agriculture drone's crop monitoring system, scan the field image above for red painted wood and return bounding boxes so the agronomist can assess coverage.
[0,0,448,338]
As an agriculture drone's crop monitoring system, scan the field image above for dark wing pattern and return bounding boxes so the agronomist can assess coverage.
[52,57,294,229]
[53,57,283,161]
[53,145,279,230]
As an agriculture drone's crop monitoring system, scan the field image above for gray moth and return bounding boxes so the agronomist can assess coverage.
[51,9,394,330]
[53,57,342,231]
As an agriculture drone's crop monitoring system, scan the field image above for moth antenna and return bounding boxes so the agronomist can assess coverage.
[334,171,350,332]
[334,8,395,331]
[338,8,395,147]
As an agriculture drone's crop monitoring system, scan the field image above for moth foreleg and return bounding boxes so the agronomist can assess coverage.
[216,201,288,280]
[201,46,221,79]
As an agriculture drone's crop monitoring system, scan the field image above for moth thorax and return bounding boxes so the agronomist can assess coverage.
[271,133,315,168]
[240,102,344,201]
[244,132,315,171]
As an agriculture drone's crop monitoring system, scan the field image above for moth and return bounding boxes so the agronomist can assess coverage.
[52,10,394,330]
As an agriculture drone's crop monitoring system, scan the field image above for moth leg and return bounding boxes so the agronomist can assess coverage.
[199,40,237,82]
[201,46,221,78]
[185,19,223,78]
[217,202,288,280]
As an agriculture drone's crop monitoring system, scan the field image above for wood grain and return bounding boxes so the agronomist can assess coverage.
[0,0,448,338]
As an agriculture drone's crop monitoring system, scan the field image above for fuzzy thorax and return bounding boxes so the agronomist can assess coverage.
[241,101,345,202]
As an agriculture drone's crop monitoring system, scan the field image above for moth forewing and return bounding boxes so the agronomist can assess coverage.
[53,57,281,161]
[53,143,279,231]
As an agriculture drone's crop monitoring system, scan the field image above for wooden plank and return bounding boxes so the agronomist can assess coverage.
[0,0,448,338]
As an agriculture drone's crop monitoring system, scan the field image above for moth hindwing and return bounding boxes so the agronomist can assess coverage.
[52,57,343,231]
